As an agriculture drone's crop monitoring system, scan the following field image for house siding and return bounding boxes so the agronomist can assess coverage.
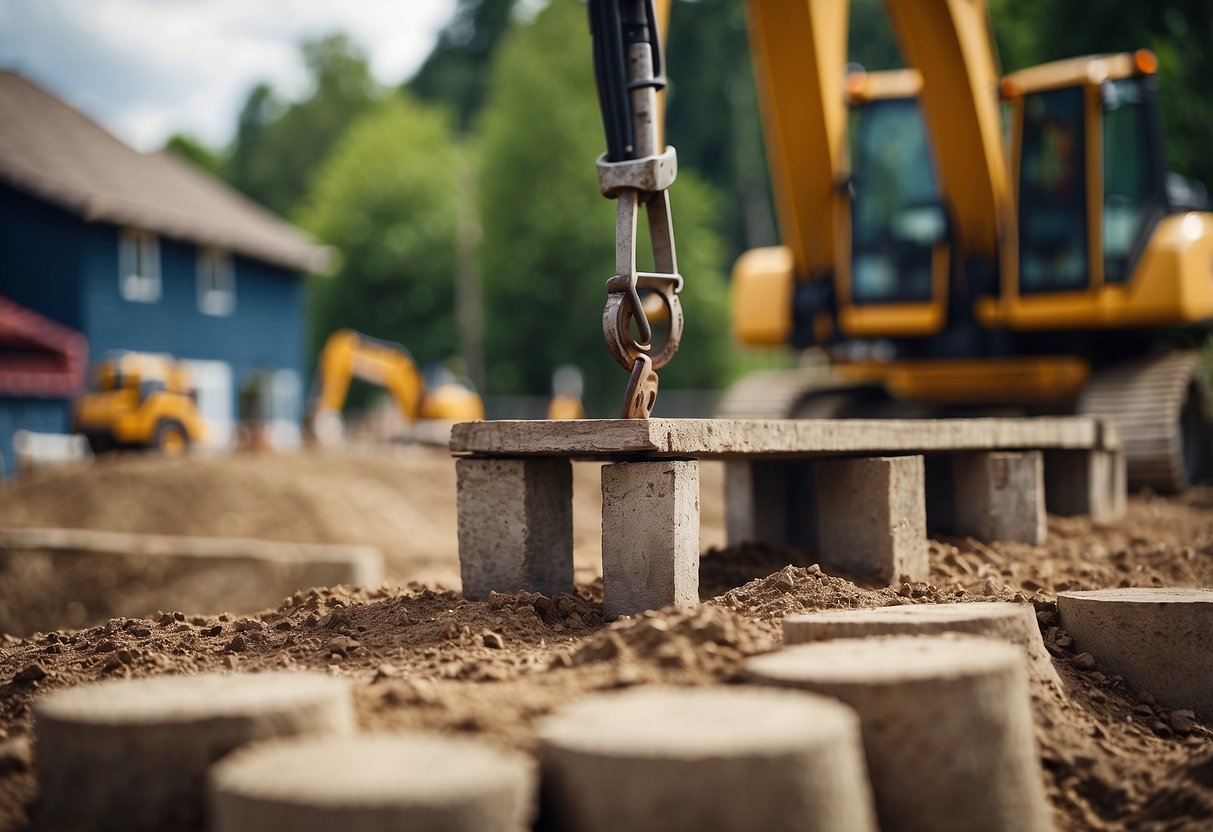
[0,182,308,470]
[0,398,70,476]
[80,227,305,390]
[0,185,85,327]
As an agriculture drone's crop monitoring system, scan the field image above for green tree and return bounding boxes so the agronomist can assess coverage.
[299,94,461,374]
[228,34,380,216]
[163,133,223,177]
[476,0,735,411]
[409,0,520,131]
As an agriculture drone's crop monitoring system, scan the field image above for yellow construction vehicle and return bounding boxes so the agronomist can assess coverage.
[73,352,205,455]
[588,0,1213,491]
[307,329,484,443]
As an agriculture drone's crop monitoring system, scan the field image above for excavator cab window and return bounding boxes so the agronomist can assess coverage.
[850,97,942,304]
[1018,87,1088,293]
[1101,78,1160,283]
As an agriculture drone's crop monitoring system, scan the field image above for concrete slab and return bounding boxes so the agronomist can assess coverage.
[456,458,573,600]
[35,671,353,831]
[744,635,1051,832]
[210,734,535,832]
[0,527,383,636]
[1044,449,1126,520]
[782,602,1060,687]
[537,686,877,832]
[951,452,1047,544]
[601,460,699,618]
[1058,588,1213,720]
[451,416,1115,460]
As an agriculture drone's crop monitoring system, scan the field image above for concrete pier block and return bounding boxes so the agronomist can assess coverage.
[1043,449,1126,520]
[601,460,700,618]
[724,459,788,546]
[952,451,1046,544]
[812,455,927,583]
[457,458,573,600]
[537,686,877,832]
[210,734,535,832]
[34,672,353,831]
[783,602,1060,687]
[1058,588,1213,720]
[745,635,1051,832]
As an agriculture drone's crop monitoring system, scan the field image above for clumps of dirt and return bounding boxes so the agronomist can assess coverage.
[930,489,1213,598]
[561,604,774,678]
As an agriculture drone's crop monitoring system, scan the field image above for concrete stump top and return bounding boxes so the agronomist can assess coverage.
[538,686,862,758]
[746,634,1021,687]
[211,734,533,808]
[782,603,1060,687]
[451,417,1115,460]
[1059,587,1213,606]
[785,602,1028,630]
[36,671,351,726]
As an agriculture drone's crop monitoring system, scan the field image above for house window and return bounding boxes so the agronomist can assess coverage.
[119,229,161,302]
[197,247,235,316]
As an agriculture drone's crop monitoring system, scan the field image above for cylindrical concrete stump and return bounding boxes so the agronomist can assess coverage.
[783,602,1060,687]
[35,671,354,831]
[1058,587,1213,720]
[210,734,535,832]
[744,636,1052,832]
[536,686,877,832]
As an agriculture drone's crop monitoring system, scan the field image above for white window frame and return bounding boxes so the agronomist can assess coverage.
[118,228,161,303]
[196,246,236,316]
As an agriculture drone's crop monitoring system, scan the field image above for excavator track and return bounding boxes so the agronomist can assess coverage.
[1077,351,1210,494]
[715,368,887,419]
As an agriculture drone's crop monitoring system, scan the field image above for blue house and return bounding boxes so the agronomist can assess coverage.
[0,71,330,473]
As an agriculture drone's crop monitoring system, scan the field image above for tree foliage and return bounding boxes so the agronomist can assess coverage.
[299,95,461,374]
[163,133,223,177]
[476,0,735,411]
[227,34,380,217]
[409,0,520,131]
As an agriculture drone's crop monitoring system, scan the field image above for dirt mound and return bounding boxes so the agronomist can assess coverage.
[0,448,727,588]
[2,456,1213,829]
[3,572,1212,831]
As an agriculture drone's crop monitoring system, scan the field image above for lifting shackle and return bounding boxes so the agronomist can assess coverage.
[588,0,684,418]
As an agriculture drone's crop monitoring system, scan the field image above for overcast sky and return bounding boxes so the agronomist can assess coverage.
[0,0,459,151]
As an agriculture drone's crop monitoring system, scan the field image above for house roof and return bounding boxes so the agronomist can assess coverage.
[0,70,330,274]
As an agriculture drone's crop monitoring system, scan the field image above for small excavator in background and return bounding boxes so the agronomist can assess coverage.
[73,352,205,455]
[587,0,1213,492]
[306,329,484,445]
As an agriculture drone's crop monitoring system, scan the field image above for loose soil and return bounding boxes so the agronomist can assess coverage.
[1,449,1212,831]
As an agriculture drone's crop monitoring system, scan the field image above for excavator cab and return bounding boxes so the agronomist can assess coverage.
[842,69,949,338]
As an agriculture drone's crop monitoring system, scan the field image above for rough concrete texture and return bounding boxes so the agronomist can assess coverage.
[451,416,1114,459]
[457,458,573,600]
[34,671,353,832]
[1043,449,1126,521]
[1058,587,1213,720]
[782,602,1060,687]
[537,686,878,832]
[813,456,927,584]
[744,635,1052,832]
[0,527,383,634]
[952,451,1047,544]
[601,460,700,618]
[210,733,535,832]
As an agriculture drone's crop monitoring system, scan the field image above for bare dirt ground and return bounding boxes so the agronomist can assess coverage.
[1,448,1212,831]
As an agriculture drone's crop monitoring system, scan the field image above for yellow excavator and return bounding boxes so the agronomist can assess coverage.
[588,0,1213,492]
[307,329,484,443]
[74,352,205,455]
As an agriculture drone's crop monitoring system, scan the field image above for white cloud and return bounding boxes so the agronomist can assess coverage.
[0,0,457,150]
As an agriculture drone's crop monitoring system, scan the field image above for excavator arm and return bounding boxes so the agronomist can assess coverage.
[312,329,425,423]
